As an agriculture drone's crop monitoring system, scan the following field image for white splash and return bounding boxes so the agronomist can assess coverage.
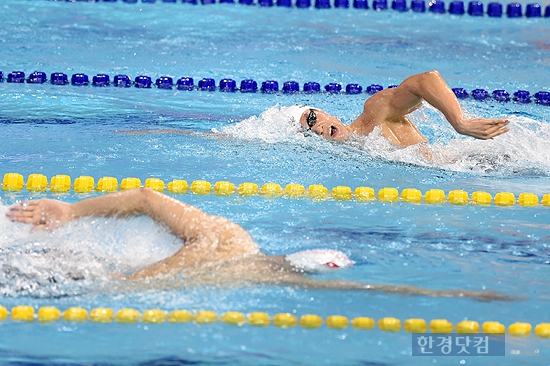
[214,105,306,144]
[0,205,180,297]
[435,115,550,175]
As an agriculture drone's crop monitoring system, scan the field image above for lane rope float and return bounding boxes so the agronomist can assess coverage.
[1,70,549,106]
[61,0,550,20]
[2,172,549,207]
[2,304,550,338]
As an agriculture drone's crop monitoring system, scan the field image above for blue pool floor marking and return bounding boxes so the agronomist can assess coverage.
[1,70,549,106]
[62,0,550,19]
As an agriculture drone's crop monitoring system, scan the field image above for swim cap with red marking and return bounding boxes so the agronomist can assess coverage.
[284,249,354,273]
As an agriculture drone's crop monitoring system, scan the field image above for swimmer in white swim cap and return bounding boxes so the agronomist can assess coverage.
[284,249,354,273]
[7,189,514,301]
[282,70,510,147]
[119,71,510,147]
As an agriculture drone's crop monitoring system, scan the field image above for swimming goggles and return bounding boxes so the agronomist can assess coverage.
[306,109,317,129]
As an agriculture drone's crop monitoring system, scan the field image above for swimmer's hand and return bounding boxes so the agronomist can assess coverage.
[455,117,510,140]
[432,289,519,302]
[6,199,73,231]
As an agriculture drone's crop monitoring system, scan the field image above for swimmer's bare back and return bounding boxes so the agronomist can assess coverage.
[6,189,517,302]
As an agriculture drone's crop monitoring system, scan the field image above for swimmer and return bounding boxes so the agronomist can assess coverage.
[121,70,510,147]
[287,70,509,147]
[6,188,513,301]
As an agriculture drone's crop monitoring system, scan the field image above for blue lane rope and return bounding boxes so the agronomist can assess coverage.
[1,70,549,106]
[65,0,550,18]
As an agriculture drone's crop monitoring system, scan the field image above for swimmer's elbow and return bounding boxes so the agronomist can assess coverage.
[404,70,442,92]
[425,69,441,77]
[415,70,441,82]
[137,187,154,199]
[139,187,163,203]
[125,187,158,215]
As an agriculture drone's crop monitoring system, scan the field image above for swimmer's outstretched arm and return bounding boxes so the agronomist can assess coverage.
[273,274,515,302]
[359,70,510,140]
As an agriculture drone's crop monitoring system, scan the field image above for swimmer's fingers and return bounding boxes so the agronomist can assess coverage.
[461,118,510,140]
[8,200,38,212]
[487,126,510,139]
[491,118,510,126]
[6,201,43,224]
[481,122,510,139]
[7,199,71,231]
[481,119,510,139]
[488,118,510,130]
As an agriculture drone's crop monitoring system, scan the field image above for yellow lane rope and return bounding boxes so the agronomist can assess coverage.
[2,305,549,338]
[2,173,548,207]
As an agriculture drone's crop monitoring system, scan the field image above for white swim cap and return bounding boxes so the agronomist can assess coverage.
[285,249,354,273]
[284,104,313,125]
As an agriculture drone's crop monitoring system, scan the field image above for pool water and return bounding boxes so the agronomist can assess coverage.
[0,1,550,365]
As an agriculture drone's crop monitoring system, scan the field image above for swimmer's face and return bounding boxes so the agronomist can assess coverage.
[299,109,349,141]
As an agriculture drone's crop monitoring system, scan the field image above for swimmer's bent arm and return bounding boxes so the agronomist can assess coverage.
[7,189,257,277]
[363,70,510,140]
[68,189,257,278]
[8,188,209,239]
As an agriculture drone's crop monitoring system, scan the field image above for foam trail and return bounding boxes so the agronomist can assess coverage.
[345,114,550,176]
[214,105,307,144]
[0,204,180,298]
[434,115,550,175]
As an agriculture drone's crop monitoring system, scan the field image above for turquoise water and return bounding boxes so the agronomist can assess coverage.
[0,1,550,365]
